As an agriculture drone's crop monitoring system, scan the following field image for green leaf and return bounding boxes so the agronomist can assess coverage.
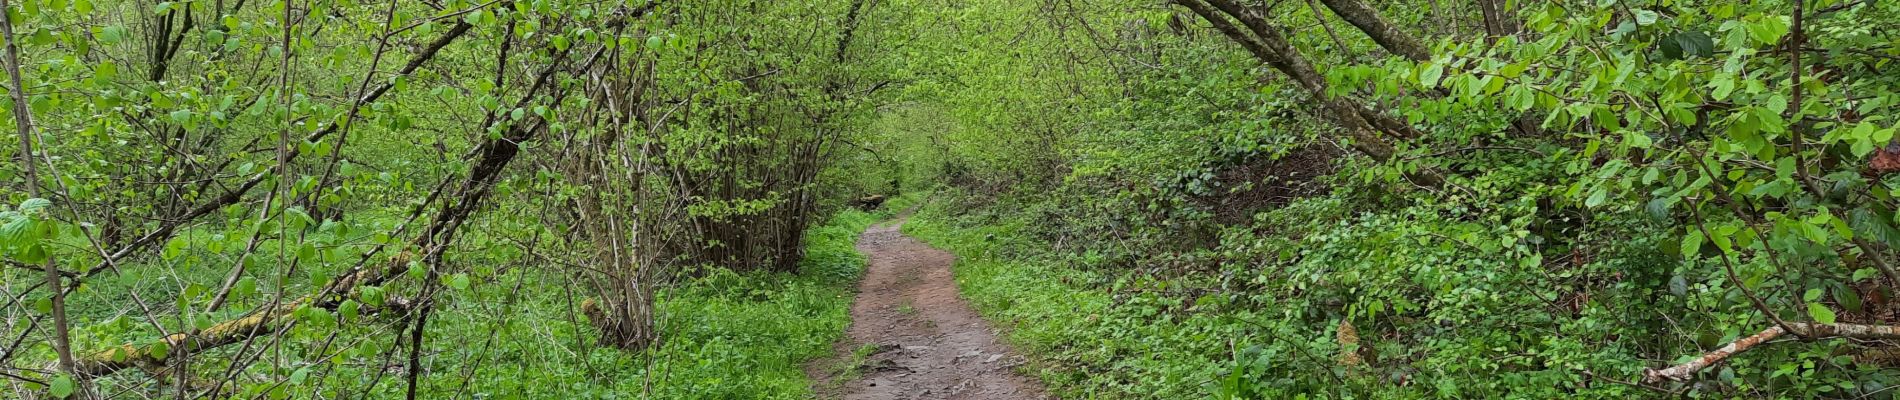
[339,299,359,322]
[1767,94,1789,115]
[28,95,51,115]
[149,341,170,360]
[234,276,257,299]
[0,215,29,245]
[1662,31,1715,59]
[94,61,117,80]
[1418,62,1444,89]
[407,260,426,280]
[464,10,490,26]
[49,374,73,398]
[1711,225,1736,252]
[449,273,471,291]
[296,243,316,262]
[19,244,47,263]
[361,286,386,307]
[1681,229,1705,259]
[1504,86,1534,111]
[1625,131,1653,149]
[162,236,188,260]
[1855,268,1880,282]
[1646,197,1671,220]
[1633,9,1659,26]
[1838,288,1865,313]
[1710,74,1736,100]
[1808,302,1837,324]
[1851,209,1900,247]
[19,198,52,216]
[1680,31,1715,57]
[1584,189,1609,208]
[286,207,315,227]
[27,28,54,46]
[1749,16,1790,45]
[98,25,126,44]
[1731,119,1767,154]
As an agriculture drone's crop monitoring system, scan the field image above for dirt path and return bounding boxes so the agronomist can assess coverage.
[808,215,1049,399]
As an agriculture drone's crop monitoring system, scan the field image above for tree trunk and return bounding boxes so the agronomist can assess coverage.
[1174,0,1441,186]
[1474,0,1520,44]
[1314,0,1542,137]
[1317,0,1430,61]
[571,136,659,350]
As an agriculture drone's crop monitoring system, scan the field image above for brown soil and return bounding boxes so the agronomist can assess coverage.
[807,215,1050,400]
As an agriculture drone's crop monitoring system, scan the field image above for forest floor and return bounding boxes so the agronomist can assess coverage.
[806,212,1049,399]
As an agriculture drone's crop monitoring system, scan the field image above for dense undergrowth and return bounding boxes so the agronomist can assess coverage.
[30,195,911,399]
[378,194,915,398]
[6,0,1900,397]
[857,0,1900,398]
[911,180,1888,399]
[0,1,924,397]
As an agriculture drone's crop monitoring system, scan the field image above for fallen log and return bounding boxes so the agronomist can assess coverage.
[1642,323,1900,384]
[72,253,419,377]
[854,195,886,210]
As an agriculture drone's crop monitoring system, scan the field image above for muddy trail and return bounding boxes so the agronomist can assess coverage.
[808,214,1049,399]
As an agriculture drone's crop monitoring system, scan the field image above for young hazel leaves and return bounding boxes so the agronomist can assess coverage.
[49,375,74,398]
[1660,30,1715,60]
[1808,302,1838,324]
